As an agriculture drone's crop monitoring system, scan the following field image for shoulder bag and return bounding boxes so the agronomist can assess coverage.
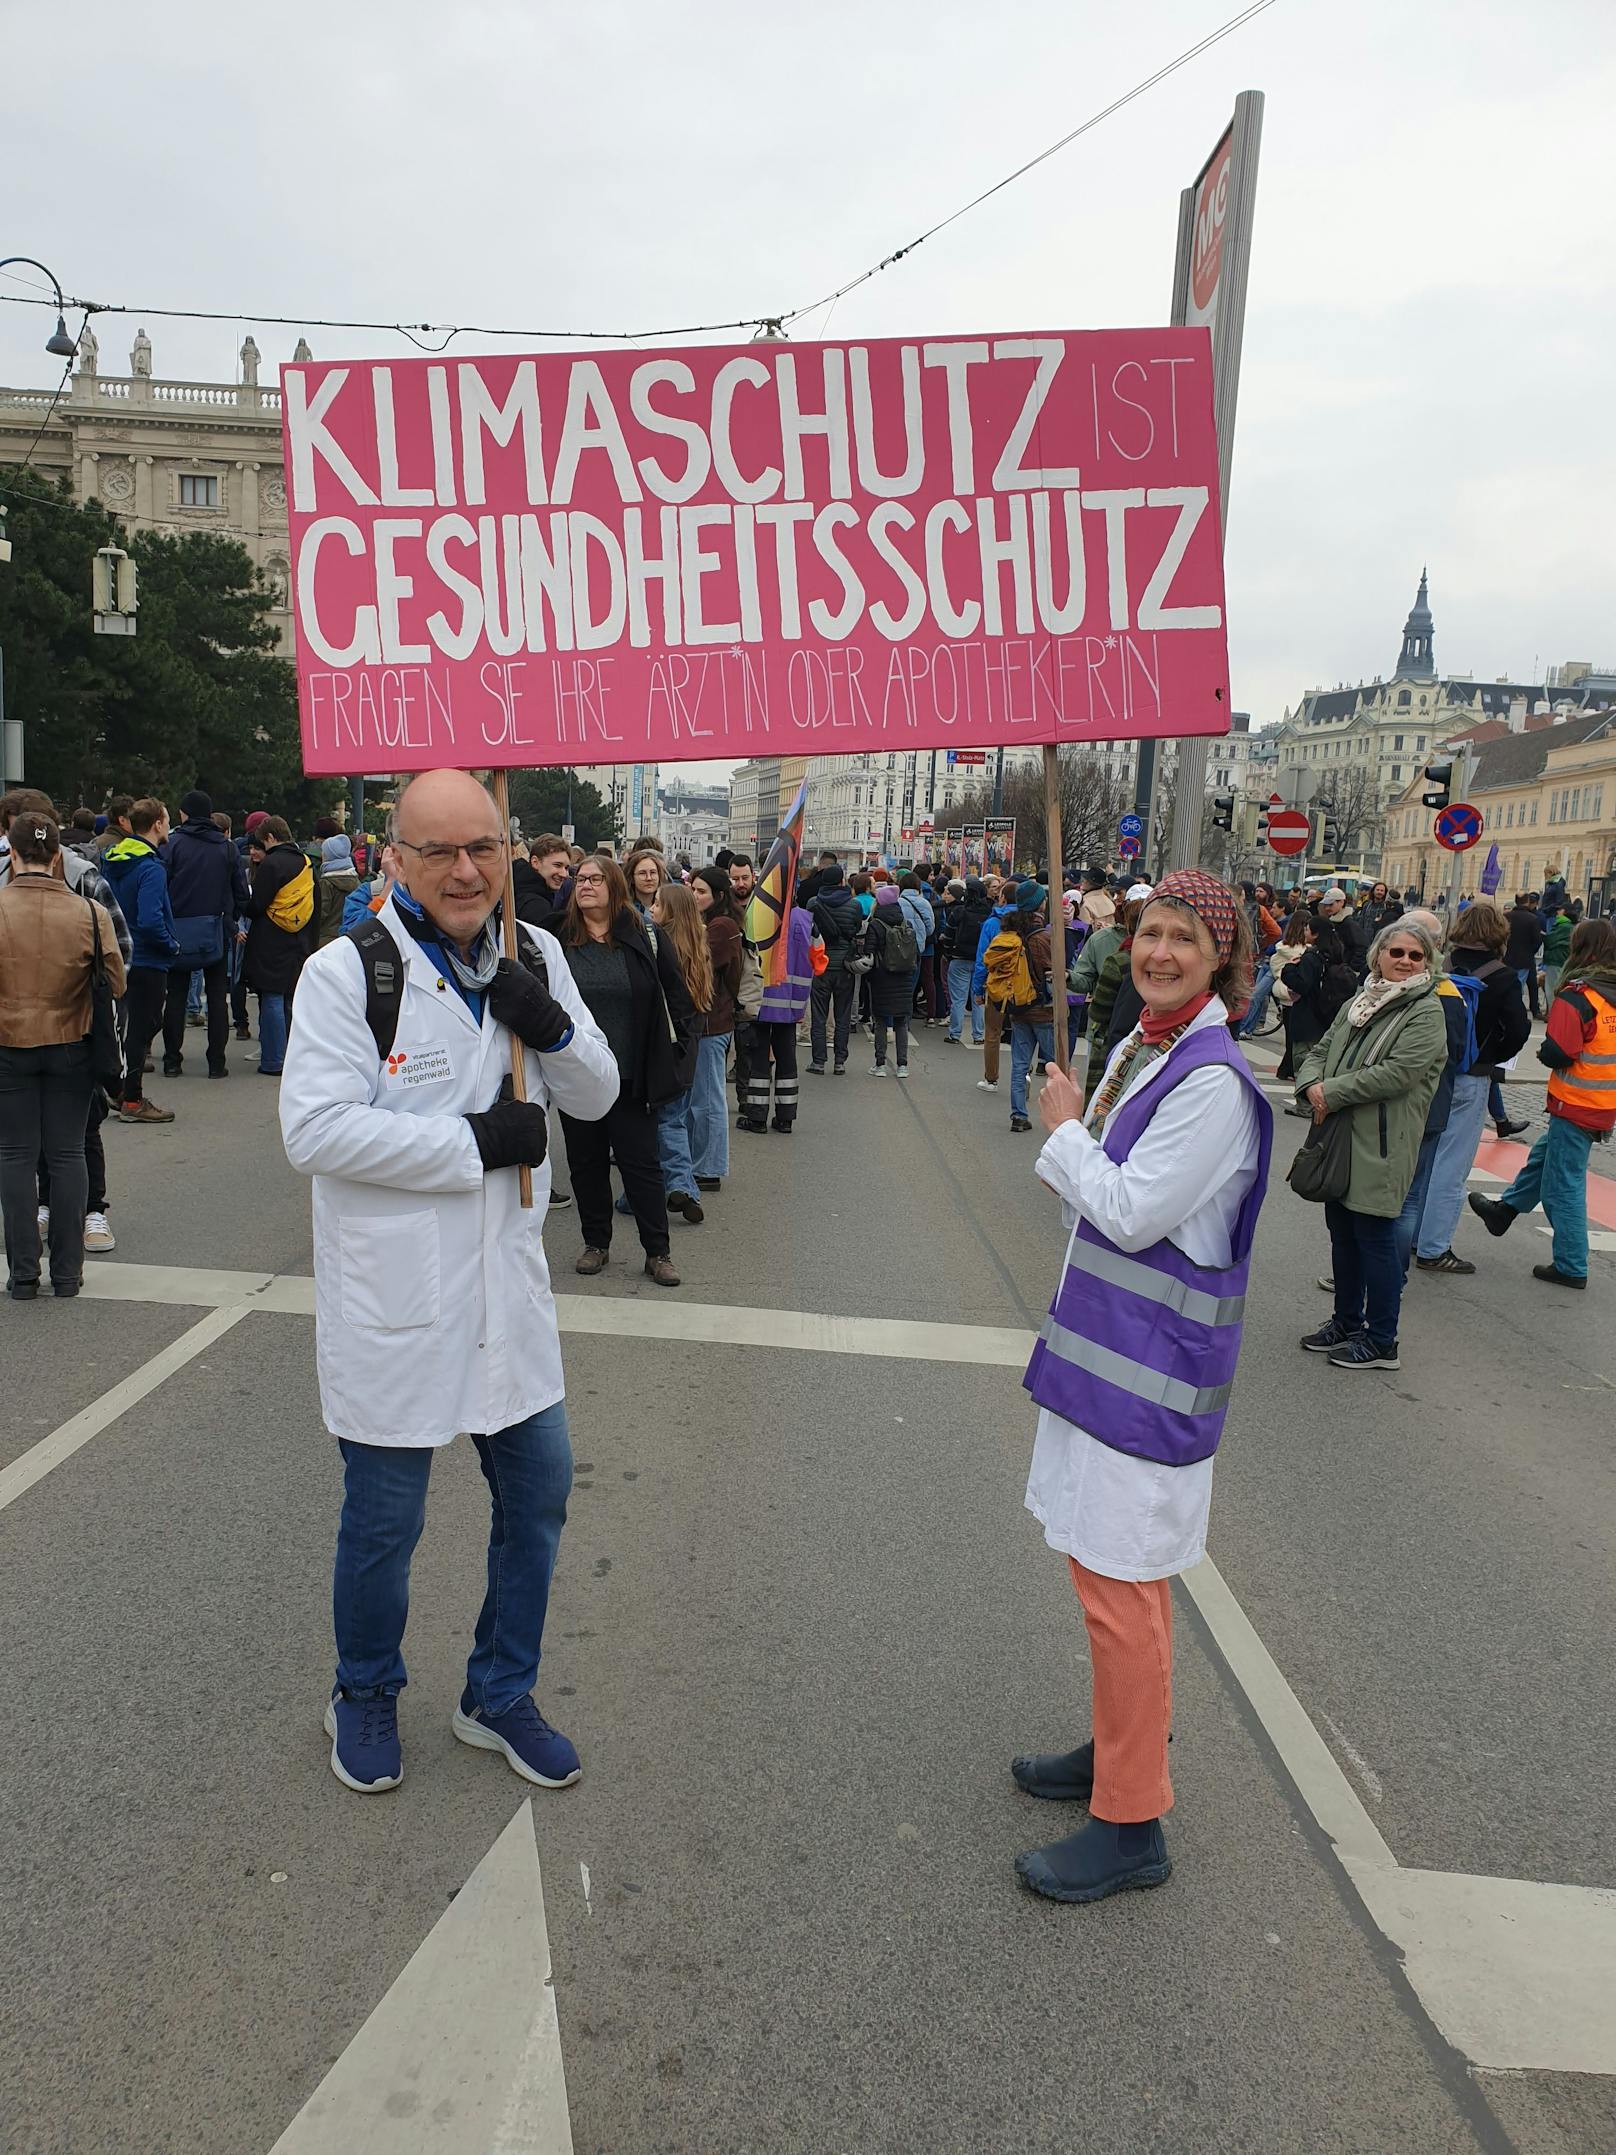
[1285,1110,1351,1203]
[84,900,126,1098]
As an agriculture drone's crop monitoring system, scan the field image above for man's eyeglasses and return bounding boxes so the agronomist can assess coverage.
[394,837,506,868]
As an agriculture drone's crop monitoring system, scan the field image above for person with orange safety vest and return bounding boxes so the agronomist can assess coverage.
[1468,917,1616,1287]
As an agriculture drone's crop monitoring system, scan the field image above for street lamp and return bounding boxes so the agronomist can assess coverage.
[0,258,80,357]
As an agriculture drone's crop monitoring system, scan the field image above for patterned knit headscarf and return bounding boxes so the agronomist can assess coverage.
[1144,869,1240,965]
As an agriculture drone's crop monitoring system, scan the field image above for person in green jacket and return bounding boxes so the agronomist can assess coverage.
[1082,901,1144,1095]
[1293,918,1448,1371]
[1543,905,1574,998]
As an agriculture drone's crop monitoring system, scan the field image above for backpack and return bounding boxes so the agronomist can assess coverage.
[736,943,765,1019]
[266,858,315,934]
[877,912,919,973]
[1446,959,1506,1075]
[983,926,1036,1007]
[346,915,547,1062]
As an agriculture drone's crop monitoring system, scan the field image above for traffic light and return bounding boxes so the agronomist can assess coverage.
[1310,809,1340,857]
[93,544,138,636]
[1422,761,1453,809]
[1256,802,1271,845]
[1212,792,1236,832]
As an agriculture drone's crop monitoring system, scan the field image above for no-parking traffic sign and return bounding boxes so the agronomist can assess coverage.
[1434,803,1484,852]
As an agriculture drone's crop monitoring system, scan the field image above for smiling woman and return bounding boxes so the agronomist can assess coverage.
[1012,868,1273,1907]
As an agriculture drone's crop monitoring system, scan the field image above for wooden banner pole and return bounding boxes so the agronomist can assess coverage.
[490,768,534,1210]
[1042,745,1071,1076]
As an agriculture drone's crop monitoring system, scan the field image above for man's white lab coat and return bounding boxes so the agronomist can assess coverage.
[280,898,619,1446]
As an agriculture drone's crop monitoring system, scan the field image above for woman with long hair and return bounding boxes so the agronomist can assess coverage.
[624,846,666,925]
[648,881,713,1221]
[1471,916,1616,1288]
[1409,899,1530,1276]
[1017,872,1272,1902]
[0,810,126,1297]
[688,866,743,1190]
[556,855,698,1286]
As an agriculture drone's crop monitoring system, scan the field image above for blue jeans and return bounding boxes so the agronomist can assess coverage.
[655,1087,698,1199]
[946,958,983,1042]
[186,968,204,1018]
[1010,1017,1055,1120]
[1501,1115,1593,1278]
[690,1033,730,1179]
[1326,1201,1403,1350]
[1394,1129,1440,1276]
[333,1401,572,1712]
[1237,962,1274,1038]
[1415,1072,1490,1259]
[258,993,290,1074]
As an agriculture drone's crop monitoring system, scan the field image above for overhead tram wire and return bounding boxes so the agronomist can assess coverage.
[776,0,1279,326]
[0,0,1279,357]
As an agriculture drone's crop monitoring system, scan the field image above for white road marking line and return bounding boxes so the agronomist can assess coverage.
[271,1801,572,2154]
[1185,1553,1616,2072]
[42,1262,1616,2072]
[578,1861,592,1917]
[1318,1709,1385,1803]
[0,1302,251,1517]
[74,1265,1031,1367]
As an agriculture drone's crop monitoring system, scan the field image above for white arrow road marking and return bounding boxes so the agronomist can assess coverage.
[270,1800,572,2154]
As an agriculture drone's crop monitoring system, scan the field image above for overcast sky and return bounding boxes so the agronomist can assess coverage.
[5,0,1612,788]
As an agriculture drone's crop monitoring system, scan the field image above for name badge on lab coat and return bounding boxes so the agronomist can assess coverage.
[381,1041,455,1092]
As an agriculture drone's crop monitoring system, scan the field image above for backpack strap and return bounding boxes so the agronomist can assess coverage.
[346,915,405,1062]
[345,910,550,1063]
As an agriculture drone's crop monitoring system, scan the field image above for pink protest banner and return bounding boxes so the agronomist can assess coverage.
[280,331,1230,775]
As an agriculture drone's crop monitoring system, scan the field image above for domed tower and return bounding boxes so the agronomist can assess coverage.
[1395,568,1435,680]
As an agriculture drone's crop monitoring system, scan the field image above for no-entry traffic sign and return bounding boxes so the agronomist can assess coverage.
[1435,803,1484,852]
[1265,806,1310,856]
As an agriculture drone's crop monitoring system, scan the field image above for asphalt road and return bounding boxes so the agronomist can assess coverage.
[1,1018,1611,2155]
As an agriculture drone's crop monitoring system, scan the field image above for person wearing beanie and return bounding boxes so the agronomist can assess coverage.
[316,833,361,947]
[942,875,993,1045]
[159,788,248,1079]
[1016,870,1272,1905]
[864,882,918,1076]
[806,862,862,1074]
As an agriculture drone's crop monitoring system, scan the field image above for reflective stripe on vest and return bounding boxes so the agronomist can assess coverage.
[1058,1231,1248,1327]
[1547,989,1616,1115]
[1036,1314,1236,1416]
[1022,1024,1273,1469]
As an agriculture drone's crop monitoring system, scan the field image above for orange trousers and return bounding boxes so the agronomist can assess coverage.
[1068,1556,1174,1823]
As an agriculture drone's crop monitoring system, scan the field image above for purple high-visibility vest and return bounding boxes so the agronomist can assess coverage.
[1023,1025,1273,1468]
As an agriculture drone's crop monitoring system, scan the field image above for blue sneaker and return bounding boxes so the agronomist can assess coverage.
[324,1690,402,1792]
[452,1695,581,1788]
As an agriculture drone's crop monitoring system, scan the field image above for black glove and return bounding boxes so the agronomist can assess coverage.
[487,957,572,1052]
[466,1078,549,1172]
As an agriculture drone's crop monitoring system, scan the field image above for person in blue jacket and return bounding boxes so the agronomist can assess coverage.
[102,799,180,1123]
[971,884,1018,1093]
[161,790,249,1080]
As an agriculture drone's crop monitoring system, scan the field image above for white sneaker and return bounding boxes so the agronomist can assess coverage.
[869,1063,888,1076]
[37,1205,49,1233]
[84,1212,116,1253]
[894,1065,911,1080]
[977,1078,998,1091]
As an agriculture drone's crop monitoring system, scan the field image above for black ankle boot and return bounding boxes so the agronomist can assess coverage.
[1010,1740,1094,1801]
[1015,1816,1171,1903]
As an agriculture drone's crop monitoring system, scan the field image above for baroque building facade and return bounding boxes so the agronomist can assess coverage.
[0,328,299,648]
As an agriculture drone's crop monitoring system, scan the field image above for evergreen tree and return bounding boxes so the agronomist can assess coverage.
[0,477,336,821]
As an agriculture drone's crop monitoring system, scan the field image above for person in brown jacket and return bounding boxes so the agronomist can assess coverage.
[0,810,126,1297]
